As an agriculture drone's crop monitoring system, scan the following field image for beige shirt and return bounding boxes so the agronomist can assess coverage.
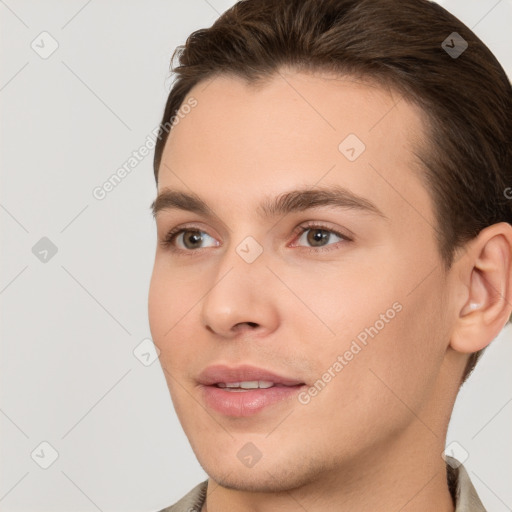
[158,457,486,512]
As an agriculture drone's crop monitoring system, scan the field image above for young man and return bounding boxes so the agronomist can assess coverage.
[148,0,512,510]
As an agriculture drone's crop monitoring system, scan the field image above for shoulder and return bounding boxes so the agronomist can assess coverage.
[155,480,208,512]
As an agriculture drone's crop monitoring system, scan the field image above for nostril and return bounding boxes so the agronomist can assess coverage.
[234,321,259,330]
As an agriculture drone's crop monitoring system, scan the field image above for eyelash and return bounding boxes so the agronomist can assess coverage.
[159,222,352,255]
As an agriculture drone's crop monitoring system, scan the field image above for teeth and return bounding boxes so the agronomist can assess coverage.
[217,381,275,389]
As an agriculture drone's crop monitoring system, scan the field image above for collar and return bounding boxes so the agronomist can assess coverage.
[446,456,487,511]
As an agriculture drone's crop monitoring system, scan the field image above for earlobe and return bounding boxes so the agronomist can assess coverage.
[450,223,512,354]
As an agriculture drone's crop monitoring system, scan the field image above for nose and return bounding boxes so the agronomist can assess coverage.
[200,249,279,339]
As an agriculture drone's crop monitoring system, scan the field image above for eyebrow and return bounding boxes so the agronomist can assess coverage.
[151,185,387,221]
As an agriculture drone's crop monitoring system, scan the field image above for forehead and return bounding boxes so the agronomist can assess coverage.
[158,70,435,230]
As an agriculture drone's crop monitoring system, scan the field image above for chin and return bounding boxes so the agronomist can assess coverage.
[201,466,307,493]
[195,448,330,494]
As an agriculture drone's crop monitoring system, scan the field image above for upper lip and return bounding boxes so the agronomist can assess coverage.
[197,364,306,386]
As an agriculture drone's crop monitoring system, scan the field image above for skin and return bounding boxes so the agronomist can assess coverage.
[148,68,512,512]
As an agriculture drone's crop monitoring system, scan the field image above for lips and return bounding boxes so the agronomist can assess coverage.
[197,364,306,387]
[197,364,307,417]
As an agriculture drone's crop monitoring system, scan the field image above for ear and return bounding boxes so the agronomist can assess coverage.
[451,222,512,354]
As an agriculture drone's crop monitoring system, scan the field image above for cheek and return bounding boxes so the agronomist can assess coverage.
[280,259,401,354]
[148,260,199,340]
[147,267,171,343]
[294,260,447,419]
[148,263,209,381]
[148,264,187,360]
[295,297,442,452]
[338,278,447,416]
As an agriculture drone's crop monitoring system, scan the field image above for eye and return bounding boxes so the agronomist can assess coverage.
[159,222,351,254]
[160,227,219,251]
[292,223,350,250]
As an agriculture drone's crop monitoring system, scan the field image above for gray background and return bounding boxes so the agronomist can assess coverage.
[0,1,510,510]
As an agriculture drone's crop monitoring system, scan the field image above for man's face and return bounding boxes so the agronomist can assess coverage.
[148,70,455,491]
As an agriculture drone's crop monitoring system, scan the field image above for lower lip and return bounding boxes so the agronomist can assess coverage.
[200,384,306,417]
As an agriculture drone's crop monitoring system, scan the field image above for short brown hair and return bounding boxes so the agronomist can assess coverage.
[153,0,512,384]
